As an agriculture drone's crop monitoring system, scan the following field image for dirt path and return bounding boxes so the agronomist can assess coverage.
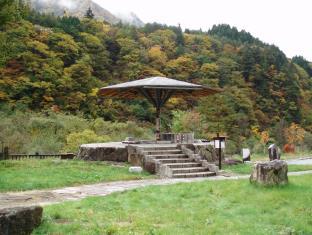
[1,171,311,209]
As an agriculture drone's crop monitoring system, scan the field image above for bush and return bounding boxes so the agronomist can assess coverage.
[63,129,111,153]
[91,118,153,141]
[171,110,204,138]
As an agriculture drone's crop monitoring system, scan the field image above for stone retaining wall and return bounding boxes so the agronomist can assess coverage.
[77,143,128,162]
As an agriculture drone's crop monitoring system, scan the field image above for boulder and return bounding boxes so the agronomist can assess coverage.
[250,160,288,185]
[0,206,43,235]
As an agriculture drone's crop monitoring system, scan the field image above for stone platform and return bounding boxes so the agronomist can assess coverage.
[77,142,128,162]
[77,142,216,163]
[77,141,218,178]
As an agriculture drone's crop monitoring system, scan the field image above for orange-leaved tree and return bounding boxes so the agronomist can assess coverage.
[284,123,305,152]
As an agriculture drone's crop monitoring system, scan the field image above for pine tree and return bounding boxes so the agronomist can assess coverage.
[84,7,94,19]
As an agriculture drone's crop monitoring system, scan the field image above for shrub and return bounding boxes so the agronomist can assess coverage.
[171,110,204,138]
[63,129,111,153]
[91,118,153,141]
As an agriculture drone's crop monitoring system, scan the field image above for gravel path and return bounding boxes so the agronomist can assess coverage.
[286,158,312,165]
[0,170,311,209]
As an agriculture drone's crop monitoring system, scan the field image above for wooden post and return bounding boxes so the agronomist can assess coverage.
[4,146,9,160]
[156,107,160,141]
[218,134,222,170]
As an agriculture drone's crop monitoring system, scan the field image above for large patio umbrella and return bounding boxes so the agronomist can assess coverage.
[99,76,220,140]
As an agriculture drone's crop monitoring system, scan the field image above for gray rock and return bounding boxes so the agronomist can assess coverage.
[250,160,288,185]
[0,206,43,235]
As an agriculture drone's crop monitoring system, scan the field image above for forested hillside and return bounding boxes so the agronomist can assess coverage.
[0,1,311,154]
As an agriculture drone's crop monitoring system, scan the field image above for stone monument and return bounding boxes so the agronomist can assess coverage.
[250,160,288,185]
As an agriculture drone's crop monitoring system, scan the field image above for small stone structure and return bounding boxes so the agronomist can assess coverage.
[0,206,43,235]
[160,133,194,144]
[242,148,251,162]
[77,142,128,162]
[268,144,281,160]
[250,160,288,185]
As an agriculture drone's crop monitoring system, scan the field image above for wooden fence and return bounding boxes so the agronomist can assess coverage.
[0,152,75,161]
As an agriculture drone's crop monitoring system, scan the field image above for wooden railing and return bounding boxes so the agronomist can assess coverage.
[1,153,75,160]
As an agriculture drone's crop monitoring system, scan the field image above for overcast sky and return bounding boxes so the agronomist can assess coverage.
[93,0,312,61]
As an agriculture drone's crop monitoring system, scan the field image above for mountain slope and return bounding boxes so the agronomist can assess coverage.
[0,9,311,151]
[30,0,144,26]
[115,12,144,27]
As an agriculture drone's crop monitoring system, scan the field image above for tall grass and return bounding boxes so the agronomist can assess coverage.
[0,110,153,154]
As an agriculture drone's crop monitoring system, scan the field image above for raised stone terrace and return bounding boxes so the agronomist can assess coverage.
[78,141,218,178]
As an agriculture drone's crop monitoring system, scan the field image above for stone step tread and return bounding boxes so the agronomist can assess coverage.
[171,167,207,172]
[152,155,188,160]
[157,158,193,163]
[139,147,178,151]
[164,162,202,168]
[172,171,216,178]
[147,154,187,157]
[143,150,182,154]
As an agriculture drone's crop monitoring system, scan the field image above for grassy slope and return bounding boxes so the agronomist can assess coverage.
[34,175,312,235]
[224,163,312,175]
[0,159,152,192]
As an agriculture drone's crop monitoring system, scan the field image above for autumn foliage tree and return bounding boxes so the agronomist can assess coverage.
[284,123,305,152]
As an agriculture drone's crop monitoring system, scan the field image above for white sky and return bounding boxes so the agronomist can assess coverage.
[93,0,312,61]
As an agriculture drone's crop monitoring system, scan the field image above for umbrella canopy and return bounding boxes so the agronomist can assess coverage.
[99,76,220,140]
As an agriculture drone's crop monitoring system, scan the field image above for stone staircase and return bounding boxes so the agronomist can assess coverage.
[140,145,216,178]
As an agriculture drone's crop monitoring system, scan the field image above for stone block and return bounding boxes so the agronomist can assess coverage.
[129,166,143,173]
[250,160,288,185]
[0,206,43,235]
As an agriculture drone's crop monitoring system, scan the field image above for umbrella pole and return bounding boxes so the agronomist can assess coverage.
[156,107,160,141]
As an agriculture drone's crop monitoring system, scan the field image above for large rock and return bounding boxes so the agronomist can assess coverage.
[250,160,288,185]
[77,142,128,162]
[0,206,43,235]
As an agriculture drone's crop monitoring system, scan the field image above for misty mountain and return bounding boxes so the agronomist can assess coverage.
[30,0,144,26]
[115,12,144,27]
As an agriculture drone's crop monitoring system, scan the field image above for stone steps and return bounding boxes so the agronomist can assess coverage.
[139,145,216,178]
[172,171,216,178]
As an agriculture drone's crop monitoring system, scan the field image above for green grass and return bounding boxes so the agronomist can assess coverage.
[0,159,152,192]
[34,175,312,235]
[224,163,312,175]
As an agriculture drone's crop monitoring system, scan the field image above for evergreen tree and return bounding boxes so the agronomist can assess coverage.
[84,7,94,19]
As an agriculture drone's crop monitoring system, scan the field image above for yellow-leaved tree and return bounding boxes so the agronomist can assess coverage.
[284,123,305,152]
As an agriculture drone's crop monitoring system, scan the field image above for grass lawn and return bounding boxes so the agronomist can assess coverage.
[0,159,152,192]
[34,175,312,235]
[224,163,312,175]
